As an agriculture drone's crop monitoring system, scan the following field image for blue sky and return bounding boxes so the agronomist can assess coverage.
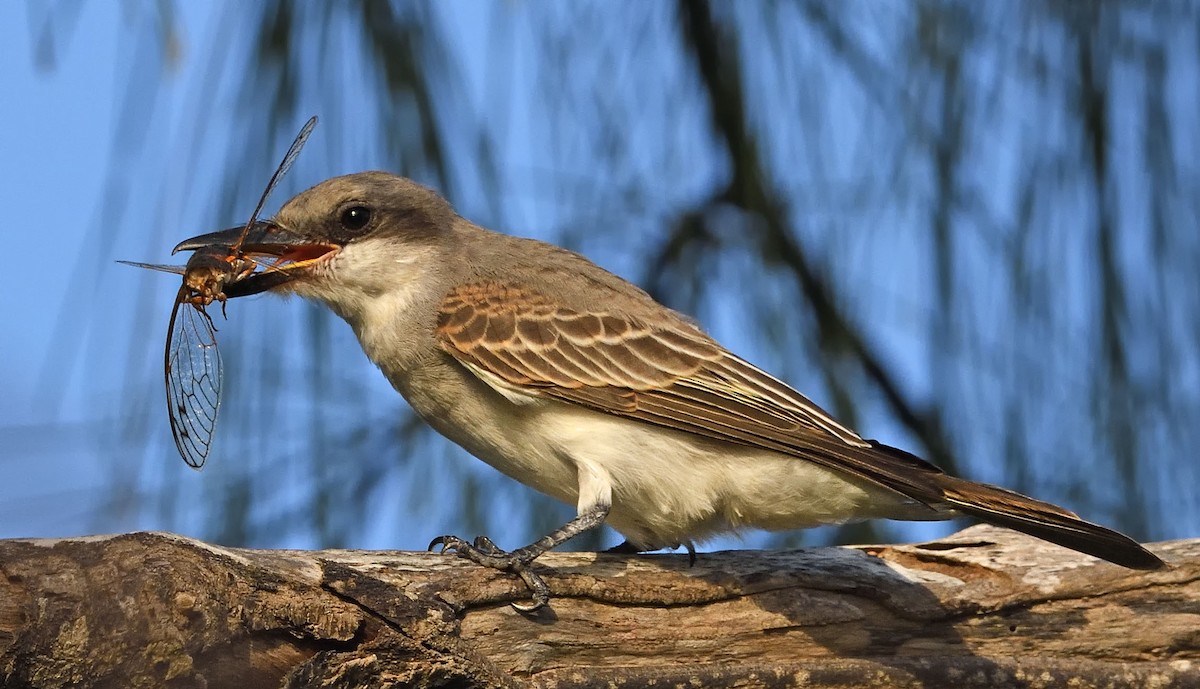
[1,4,125,535]
[0,3,332,540]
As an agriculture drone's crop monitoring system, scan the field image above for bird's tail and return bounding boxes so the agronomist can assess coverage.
[927,474,1164,570]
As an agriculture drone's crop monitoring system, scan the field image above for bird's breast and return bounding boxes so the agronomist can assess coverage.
[390,358,583,506]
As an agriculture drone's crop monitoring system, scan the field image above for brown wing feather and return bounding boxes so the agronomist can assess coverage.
[437,282,717,390]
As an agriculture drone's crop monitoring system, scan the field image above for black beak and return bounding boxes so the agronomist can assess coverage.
[172,221,312,254]
[173,221,339,298]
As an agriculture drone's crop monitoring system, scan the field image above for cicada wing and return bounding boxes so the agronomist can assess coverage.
[235,115,318,248]
[117,260,187,275]
[164,290,222,469]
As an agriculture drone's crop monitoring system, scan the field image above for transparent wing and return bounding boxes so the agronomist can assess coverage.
[164,288,222,469]
[117,260,186,275]
[236,115,318,247]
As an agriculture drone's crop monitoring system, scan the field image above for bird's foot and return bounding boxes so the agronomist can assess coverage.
[604,540,642,554]
[428,534,551,613]
[605,539,698,566]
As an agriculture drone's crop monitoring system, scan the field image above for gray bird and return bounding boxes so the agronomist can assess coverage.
[178,171,1165,611]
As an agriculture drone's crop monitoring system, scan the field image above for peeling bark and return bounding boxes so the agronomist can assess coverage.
[0,526,1195,688]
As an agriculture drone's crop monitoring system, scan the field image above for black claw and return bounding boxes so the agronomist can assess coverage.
[435,534,479,556]
[429,534,469,554]
[509,563,552,613]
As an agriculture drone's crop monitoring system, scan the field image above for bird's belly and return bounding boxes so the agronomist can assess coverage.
[395,362,927,549]
[529,401,924,549]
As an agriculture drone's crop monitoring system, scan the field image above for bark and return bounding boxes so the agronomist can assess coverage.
[0,525,1195,689]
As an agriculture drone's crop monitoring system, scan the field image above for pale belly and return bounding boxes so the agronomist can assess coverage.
[398,361,939,550]
[520,401,939,548]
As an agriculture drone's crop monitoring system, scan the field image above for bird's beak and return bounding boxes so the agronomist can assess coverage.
[173,221,340,298]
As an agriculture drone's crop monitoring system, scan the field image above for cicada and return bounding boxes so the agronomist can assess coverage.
[121,116,317,468]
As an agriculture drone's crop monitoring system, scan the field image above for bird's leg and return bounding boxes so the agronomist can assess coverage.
[429,502,610,612]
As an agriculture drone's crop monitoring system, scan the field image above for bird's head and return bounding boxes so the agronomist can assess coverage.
[175,172,458,319]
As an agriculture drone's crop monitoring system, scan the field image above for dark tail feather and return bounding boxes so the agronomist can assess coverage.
[932,475,1165,570]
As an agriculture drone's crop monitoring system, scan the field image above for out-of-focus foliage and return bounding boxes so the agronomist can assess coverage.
[42,0,1200,549]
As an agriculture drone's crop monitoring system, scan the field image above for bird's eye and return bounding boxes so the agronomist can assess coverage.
[339,205,372,232]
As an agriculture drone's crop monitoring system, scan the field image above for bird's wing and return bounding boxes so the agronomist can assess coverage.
[435,282,946,503]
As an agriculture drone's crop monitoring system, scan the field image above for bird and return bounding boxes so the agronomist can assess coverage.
[177,171,1165,611]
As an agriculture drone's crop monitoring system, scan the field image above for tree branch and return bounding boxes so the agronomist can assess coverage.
[0,526,1195,688]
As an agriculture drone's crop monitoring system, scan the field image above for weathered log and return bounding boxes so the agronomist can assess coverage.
[0,525,1195,688]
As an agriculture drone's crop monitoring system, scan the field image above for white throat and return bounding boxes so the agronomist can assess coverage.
[287,236,439,362]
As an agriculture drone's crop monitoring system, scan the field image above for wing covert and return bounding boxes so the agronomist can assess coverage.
[437,283,720,391]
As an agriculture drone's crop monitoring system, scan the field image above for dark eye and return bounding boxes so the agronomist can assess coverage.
[339,205,372,232]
